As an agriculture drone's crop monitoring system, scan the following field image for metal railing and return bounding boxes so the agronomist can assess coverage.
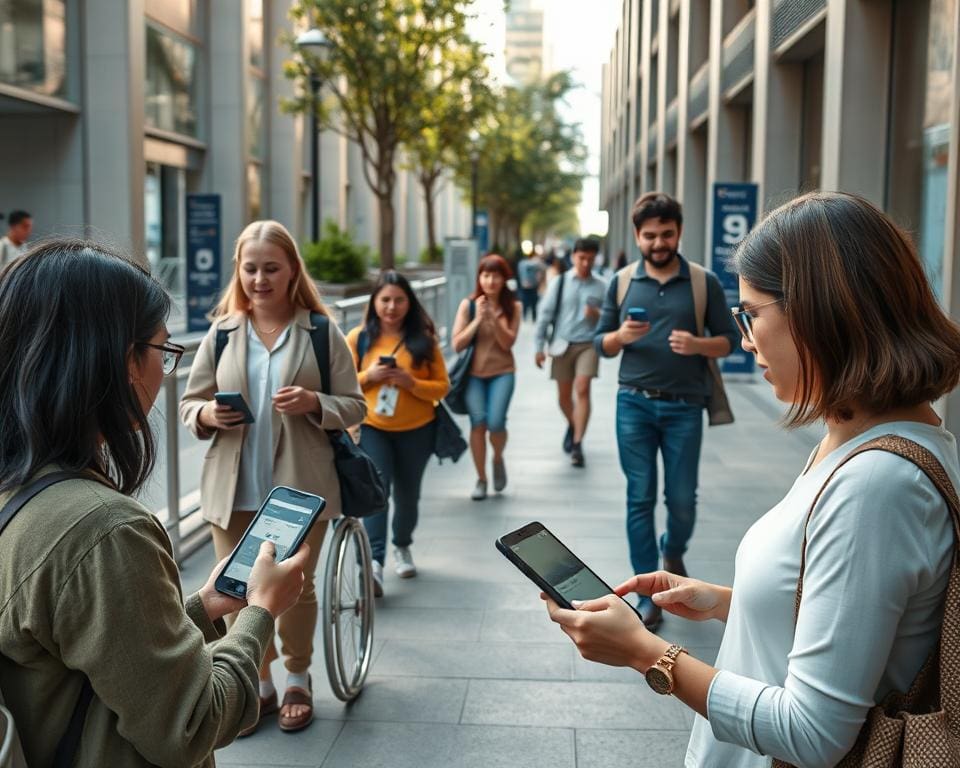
[156,276,448,564]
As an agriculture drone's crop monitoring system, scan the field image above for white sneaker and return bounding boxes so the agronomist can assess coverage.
[371,561,384,597]
[394,546,417,578]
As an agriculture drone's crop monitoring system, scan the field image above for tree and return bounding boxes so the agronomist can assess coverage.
[457,72,587,253]
[402,39,491,262]
[284,0,478,269]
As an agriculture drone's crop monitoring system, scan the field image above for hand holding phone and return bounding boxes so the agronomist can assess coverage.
[216,486,326,601]
[627,307,648,323]
[213,391,255,425]
[379,355,397,368]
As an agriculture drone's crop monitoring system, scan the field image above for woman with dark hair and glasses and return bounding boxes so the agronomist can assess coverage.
[540,193,960,767]
[0,241,310,768]
[345,270,450,597]
[452,254,522,500]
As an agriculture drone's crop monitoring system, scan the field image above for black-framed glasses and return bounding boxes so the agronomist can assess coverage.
[731,299,783,344]
[142,341,186,375]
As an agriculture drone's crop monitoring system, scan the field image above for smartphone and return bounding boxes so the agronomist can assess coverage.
[627,307,648,323]
[496,521,640,615]
[215,486,326,599]
[378,355,397,367]
[214,391,255,424]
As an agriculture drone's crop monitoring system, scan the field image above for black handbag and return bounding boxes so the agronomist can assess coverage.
[444,300,475,415]
[310,314,389,518]
[433,402,467,463]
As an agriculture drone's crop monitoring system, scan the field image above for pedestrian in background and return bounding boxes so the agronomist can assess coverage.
[180,220,366,735]
[516,249,546,322]
[452,254,521,500]
[345,270,450,597]
[0,210,32,267]
[594,192,739,630]
[0,240,309,767]
[534,237,606,468]
[547,192,960,768]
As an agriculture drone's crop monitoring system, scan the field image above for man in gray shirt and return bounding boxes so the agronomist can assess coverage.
[593,192,739,630]
[535,238,607,467]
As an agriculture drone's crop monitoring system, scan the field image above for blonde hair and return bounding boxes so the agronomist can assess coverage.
[210,220,327,318]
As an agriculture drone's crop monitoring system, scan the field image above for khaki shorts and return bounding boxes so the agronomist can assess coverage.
[551,341,599,380]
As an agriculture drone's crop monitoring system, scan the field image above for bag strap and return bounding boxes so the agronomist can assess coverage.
[795,434,960,715]
[309,312,332,396]
[213,326,237,371]
[688,262,707,338]
[615,260,640,308]
[548,272,565,345]
[0,471,96,768]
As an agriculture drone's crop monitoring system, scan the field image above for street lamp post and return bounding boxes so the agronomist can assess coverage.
[296,28,333,244]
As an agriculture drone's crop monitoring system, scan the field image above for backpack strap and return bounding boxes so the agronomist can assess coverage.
[214,325,237,371]
[356,329,369,373]
[548,272,566,345]
[615,260,640,308]
[0,471,97,768]
[688,261,708,337]
[309,312,332,396]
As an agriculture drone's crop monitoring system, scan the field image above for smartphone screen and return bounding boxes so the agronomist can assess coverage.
[214,391,255,424]
[216,487,325,598]
[497,522,619,608]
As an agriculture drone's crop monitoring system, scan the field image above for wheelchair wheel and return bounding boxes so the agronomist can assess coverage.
[322,516,375,701]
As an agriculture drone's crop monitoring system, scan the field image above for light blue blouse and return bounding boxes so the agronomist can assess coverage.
[233,323,291,511]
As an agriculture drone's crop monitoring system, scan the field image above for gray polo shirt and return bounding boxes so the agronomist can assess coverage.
[592,255,739,398]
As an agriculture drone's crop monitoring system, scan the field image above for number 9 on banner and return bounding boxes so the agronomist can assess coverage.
[722,214,749,245]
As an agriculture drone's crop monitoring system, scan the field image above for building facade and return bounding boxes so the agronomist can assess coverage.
[600,0,960,428]
[0,0,470,331]
[505,0,546,86]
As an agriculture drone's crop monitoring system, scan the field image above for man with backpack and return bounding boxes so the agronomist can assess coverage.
[593,192,739,630]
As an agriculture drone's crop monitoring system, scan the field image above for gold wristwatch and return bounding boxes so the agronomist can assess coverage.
[645,644,688,695]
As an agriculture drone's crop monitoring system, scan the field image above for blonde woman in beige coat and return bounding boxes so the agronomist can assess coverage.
[180,220,366,735]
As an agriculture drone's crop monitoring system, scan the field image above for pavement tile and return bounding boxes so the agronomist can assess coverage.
[371,606,484,641]
[374,639,572,680]
[214,718,342,766]
[321,721,575,768]
[576,729,692,768]
[311,676,468,724]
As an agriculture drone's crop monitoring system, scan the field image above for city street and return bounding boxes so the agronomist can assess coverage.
[180,322,820,768]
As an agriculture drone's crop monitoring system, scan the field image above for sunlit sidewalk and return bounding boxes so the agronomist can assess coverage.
[179,321,817,768]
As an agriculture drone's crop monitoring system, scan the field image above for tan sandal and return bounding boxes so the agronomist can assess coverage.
[238,690,279,738]
[278,677,314,733]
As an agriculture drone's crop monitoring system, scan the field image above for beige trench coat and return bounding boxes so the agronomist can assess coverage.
[179,308,366,528]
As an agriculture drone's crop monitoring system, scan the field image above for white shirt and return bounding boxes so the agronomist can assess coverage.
[233,323,291,511]
[0,236,26,267]
[686,421,958,768]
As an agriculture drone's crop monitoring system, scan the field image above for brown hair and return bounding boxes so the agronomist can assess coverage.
[210,220,327,318]
[471,253,517,321]
[734,191,960,426]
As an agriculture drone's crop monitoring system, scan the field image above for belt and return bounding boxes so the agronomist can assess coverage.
[622,386,706,405]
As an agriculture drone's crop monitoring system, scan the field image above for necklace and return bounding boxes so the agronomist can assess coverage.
[250,316,285,335]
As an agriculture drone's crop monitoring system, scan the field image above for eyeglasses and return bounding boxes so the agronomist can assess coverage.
[731,299,783,344]
[141,341,186,375]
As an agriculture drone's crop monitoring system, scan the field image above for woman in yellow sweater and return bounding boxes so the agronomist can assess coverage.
[346,271,450,596]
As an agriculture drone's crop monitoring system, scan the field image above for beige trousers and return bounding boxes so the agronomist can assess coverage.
[212,511,329,675]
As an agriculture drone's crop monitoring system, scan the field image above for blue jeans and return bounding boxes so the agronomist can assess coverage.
[465,373,516,432]
[360,421,436,565]
[616,387,704,577]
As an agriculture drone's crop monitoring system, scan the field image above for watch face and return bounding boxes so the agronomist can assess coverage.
[645,666,673,695]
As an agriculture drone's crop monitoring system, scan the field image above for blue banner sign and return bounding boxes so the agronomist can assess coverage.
[711,183,758,374]
[475,210,489,255]
[186,194,221,333]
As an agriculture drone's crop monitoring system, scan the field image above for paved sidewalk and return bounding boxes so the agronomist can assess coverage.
[180,322,819,768]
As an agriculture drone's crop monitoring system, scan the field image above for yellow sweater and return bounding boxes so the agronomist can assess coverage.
[345,327,450,432]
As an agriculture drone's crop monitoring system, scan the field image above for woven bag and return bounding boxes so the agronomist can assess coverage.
[773,435,960,768]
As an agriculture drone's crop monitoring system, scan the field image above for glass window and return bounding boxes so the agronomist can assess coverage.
[248,0,264,70]
[888,0,956,300]
[145,23,199,137]
[0,0,67,98]
[247,74,265,159]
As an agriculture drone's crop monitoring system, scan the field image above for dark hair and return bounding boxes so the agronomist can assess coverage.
[471,254,517,321]
[734,191,960,426]
[631,192,683,231]
[573,237,600,254]
[6,210,30,227]
[363,270,437,368]
[0,240,171,494]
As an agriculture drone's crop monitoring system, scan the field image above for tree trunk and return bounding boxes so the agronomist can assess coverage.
[422,176,438,262]
[377,193,396,270]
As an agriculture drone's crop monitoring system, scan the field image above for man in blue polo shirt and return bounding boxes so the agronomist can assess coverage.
[594,192,739,630]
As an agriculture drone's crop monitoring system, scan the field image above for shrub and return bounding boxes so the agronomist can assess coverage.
[302,221,370,283]
[419,245,443,264]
